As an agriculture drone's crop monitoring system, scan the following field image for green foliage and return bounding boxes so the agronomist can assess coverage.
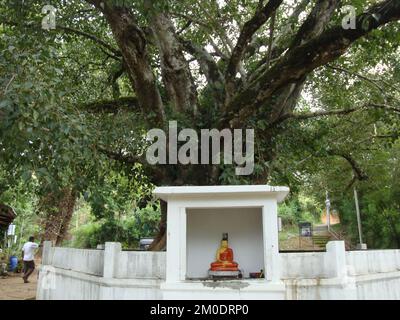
[334,142,400,248]
[279,193,322,227]
[71,204,160,249]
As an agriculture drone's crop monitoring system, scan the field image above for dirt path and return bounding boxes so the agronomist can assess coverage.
[0,269,38,300]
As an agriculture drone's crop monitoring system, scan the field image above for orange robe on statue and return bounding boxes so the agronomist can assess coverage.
[210,242,239,271]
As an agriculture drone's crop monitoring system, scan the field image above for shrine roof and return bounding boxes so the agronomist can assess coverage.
[153,185,289,203]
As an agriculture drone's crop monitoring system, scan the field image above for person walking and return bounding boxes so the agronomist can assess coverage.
[21,236,39,283]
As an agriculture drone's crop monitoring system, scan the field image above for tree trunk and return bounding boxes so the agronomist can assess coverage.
[148,200,167,251]
[56,190,77,245]
[40,188,77,245]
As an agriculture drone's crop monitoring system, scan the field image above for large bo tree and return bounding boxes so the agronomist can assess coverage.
[77,0,400,180]
[81,0,400,249]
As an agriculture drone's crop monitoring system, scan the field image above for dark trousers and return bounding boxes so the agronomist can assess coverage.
[23,260,35,280]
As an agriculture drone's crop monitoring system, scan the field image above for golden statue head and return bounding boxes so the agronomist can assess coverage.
[221,233,229,248]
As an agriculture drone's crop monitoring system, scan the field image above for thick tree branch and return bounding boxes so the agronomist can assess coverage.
[336,153,369,181]
[96,146,167,187]
[169,7,232,55]
[265,11,277,68]
[224,0,283,104]
[248,0,309,82]
[222,0,400,127]
[290,0,340,49]
[179,38,225,106]
[86,0,166,125]
[150,11,197,113]
[321,150,368,188]
[257,1,340,127]
[57,25,122,59]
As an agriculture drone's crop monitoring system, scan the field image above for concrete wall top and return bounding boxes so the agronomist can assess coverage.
[281,252,328,279]
[116,251,166,279]
[52,247,104,277]
[154,185,290,203]
[346,250,400,275]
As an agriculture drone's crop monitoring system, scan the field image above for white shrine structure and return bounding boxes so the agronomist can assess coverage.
[37,185,400,300]
[156,185,289,299]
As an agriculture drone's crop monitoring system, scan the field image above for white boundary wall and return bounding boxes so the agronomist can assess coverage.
[51,247,104,276]
[37,241,400,300]
[37,242,165,300]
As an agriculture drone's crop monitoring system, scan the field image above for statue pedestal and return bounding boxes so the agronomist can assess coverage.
[209,270,241,279]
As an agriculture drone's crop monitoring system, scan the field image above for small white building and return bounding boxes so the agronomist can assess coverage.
[154,185,290,300]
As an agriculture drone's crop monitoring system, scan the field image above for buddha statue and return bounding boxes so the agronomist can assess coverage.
[210,233,239,271]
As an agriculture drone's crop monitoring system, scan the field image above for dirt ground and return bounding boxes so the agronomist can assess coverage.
[0,269,38,300]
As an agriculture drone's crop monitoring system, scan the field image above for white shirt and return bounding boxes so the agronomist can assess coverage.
[22,241,39,261]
